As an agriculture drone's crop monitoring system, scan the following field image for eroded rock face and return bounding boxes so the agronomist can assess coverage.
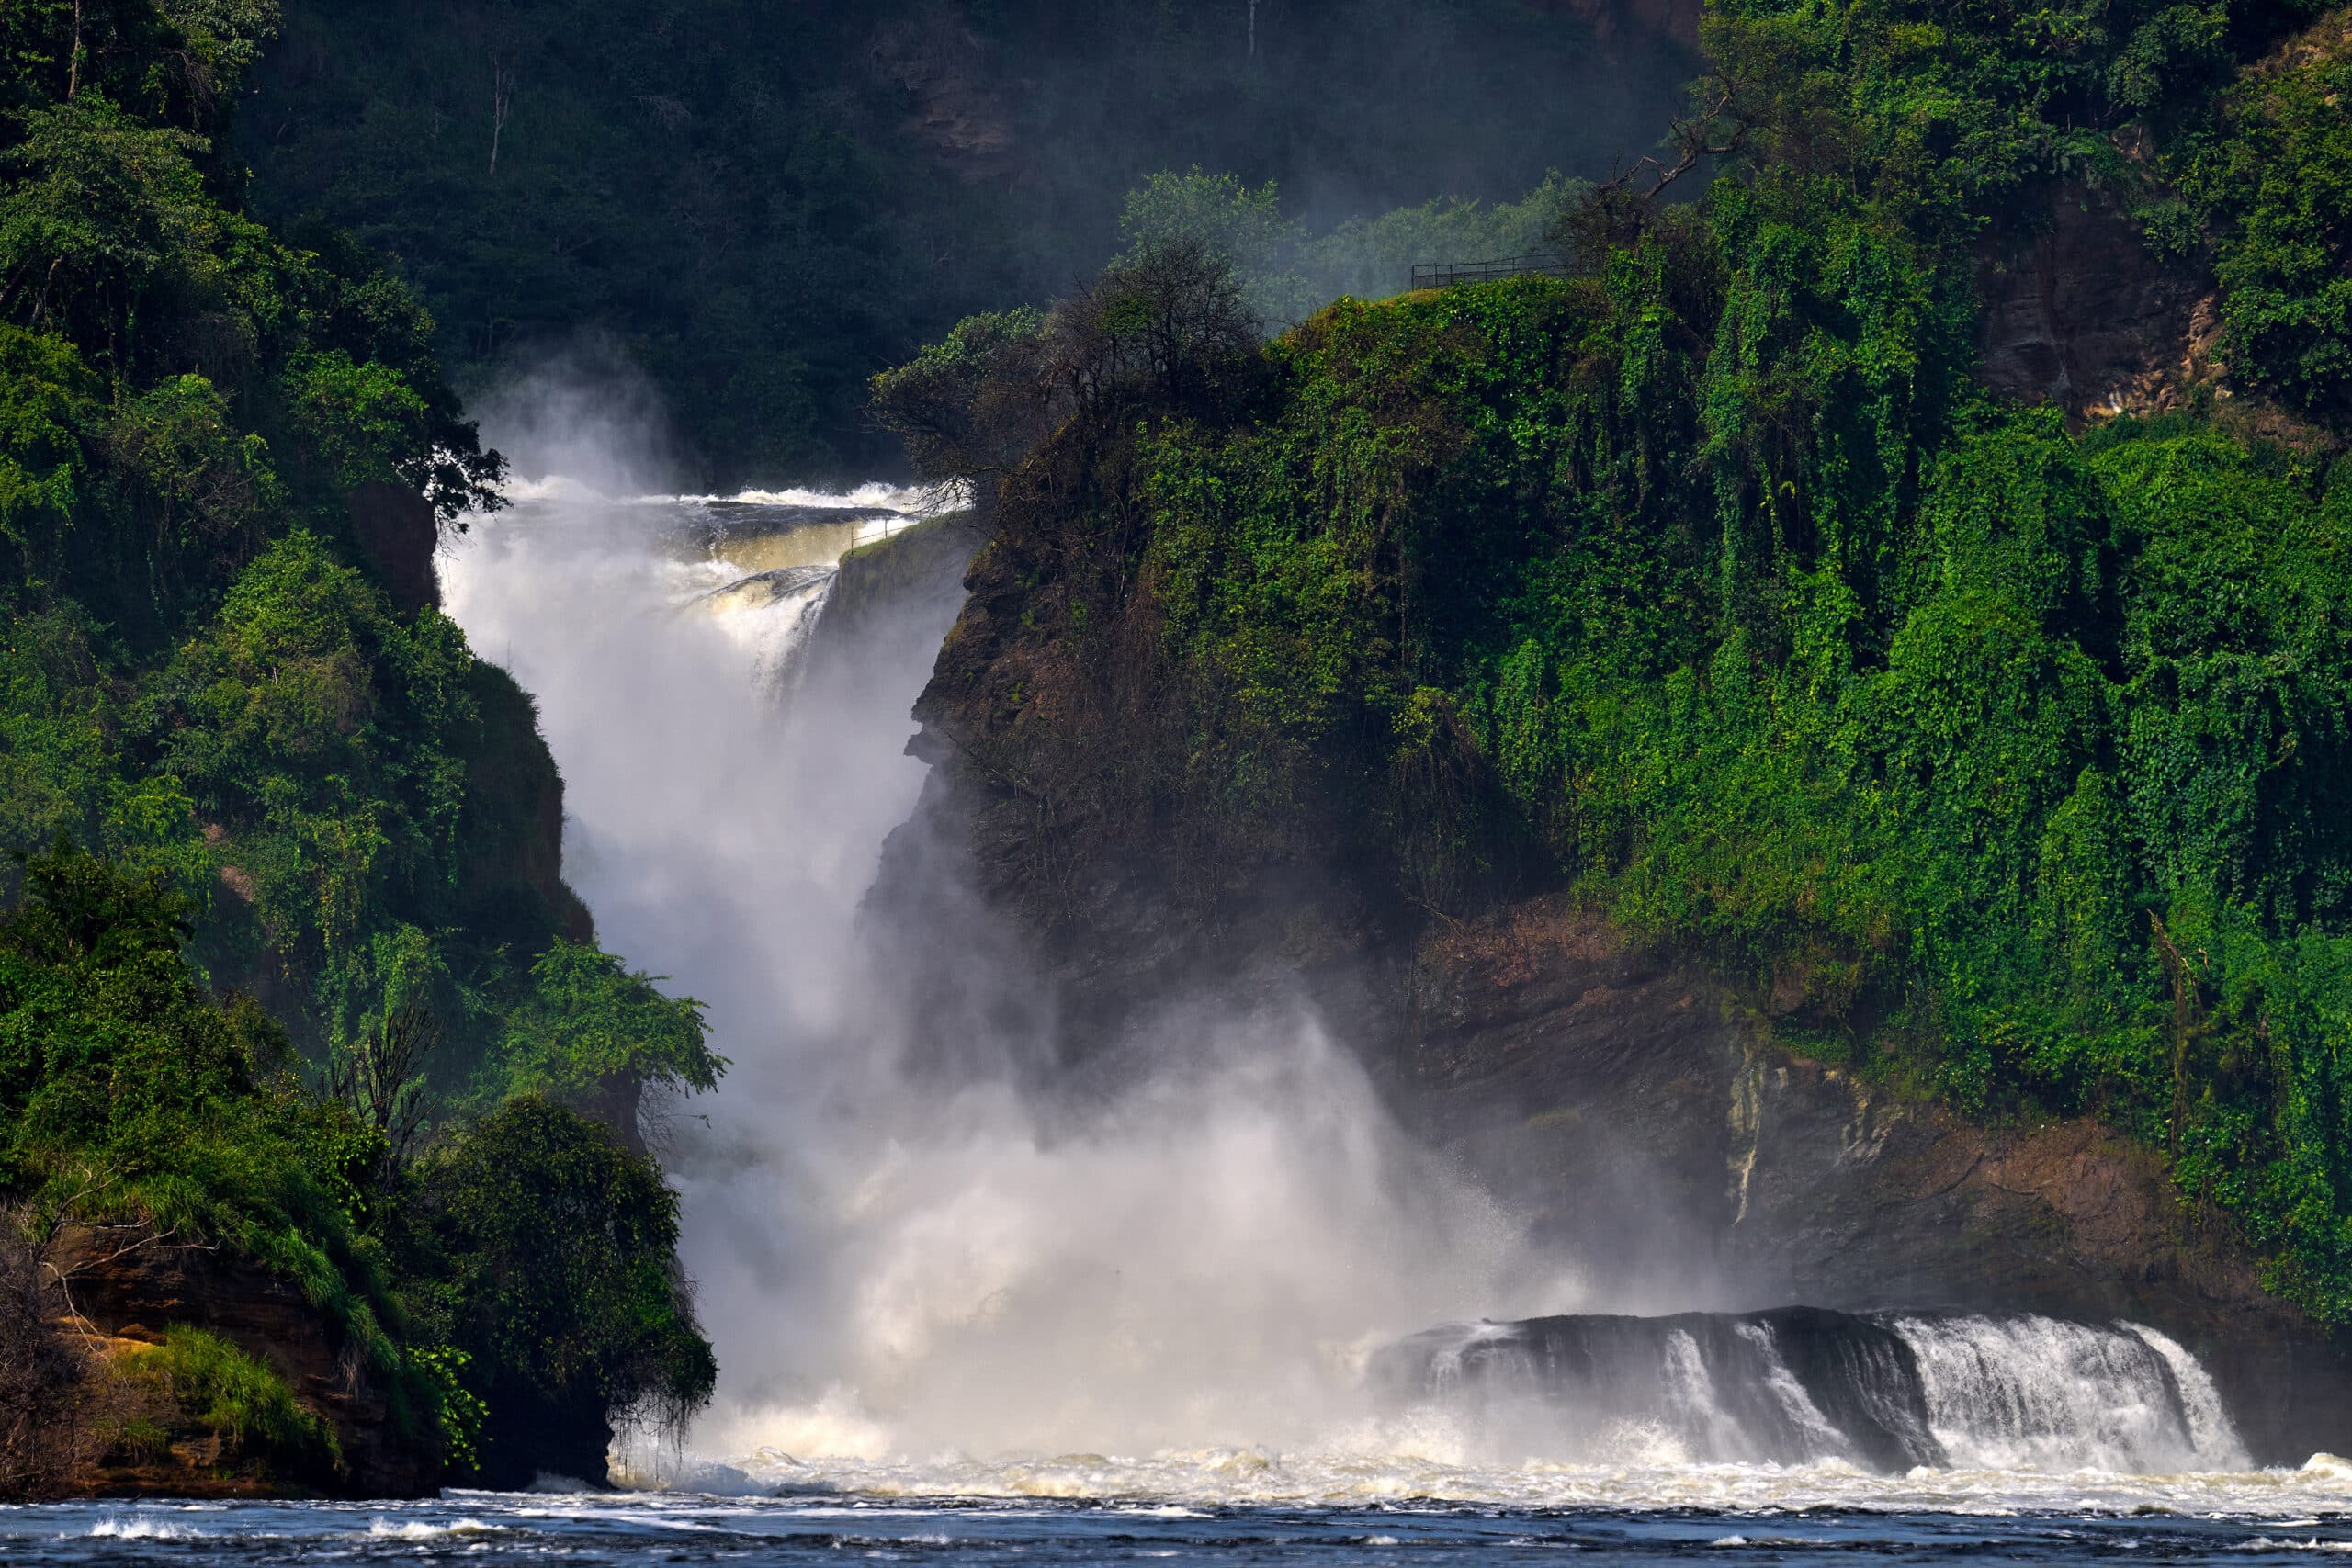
[1396,897,2352,1464]
[1974,184,2222,424]
[43,1225,437,1499]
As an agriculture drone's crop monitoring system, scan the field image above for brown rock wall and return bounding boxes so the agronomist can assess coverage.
[1974,183,2222,425]
[1396,897,2352,1464]
[42,1226,435,1499]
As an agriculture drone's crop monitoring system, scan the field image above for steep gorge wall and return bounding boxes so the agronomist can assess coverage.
[1400,897,2352,1465]
[872,506,2352,1466]
[875,735,2352,1461]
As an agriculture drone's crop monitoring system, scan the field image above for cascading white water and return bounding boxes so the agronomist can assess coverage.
[1380,1309,2252,1482]
[1735,1321,1848,1461]
[1890,1314,2250,1473]
[437,424,1572,1481]
[2129,1323,2246,1465]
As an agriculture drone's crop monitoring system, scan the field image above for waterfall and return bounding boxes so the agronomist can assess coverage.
[1377,1309,2247,1474]
[443,448,2275,1491]
[1891,1314,2251,1472]
[452,484,923,703]
[441,465,1555,1471]
[697,564,839,694]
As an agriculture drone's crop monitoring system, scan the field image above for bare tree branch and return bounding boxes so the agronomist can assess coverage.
[489,59,515,177]
[1604,85,1748,201]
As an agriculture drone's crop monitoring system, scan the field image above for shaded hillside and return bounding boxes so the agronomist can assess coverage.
[237,0,1696,485]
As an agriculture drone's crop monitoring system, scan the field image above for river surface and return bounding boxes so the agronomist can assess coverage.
[9,1479,2352,1566]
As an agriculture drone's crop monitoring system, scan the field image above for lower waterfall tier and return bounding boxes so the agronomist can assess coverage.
[1375,1309,2247,1474]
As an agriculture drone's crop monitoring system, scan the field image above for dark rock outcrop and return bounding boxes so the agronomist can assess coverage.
[345,481,442,612]
[455,660,595,950]
[1973,178,2236,427]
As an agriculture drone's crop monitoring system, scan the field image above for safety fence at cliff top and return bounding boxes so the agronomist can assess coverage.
[1408,255,1575,290]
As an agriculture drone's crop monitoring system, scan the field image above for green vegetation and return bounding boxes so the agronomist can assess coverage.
[899,2,2352,1323]
[2180,17,2352,409]
[391,1096,718,1472]
[0,845,714,1484]
[1118,167,1592,322]
[0,1,718,1486]
[132,1326,342,1474]
[0,848,391,1333]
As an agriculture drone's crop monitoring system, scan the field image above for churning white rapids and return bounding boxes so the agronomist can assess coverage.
[437,474,2352,1518]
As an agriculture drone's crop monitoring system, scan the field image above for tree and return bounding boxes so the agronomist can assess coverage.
[867,307,1054,493]
[402,1097,716,1485]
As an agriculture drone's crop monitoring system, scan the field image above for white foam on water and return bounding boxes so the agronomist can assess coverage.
[368,1517,501,1539]
[619,1442,2352,1515]
[673,481,953,513]
[84,1517,205,1539]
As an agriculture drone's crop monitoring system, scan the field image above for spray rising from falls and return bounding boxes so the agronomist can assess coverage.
[437,461,1560,1482]
[440,432,2312,1508]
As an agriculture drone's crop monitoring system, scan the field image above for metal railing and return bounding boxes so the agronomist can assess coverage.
[1408,256,1572,291]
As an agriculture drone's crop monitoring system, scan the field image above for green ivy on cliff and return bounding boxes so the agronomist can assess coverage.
[2177,15,2352,409]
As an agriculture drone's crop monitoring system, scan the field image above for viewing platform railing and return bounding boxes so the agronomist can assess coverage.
[1408,255,1573,291]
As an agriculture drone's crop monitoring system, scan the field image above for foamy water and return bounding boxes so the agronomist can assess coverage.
[17,1482,2348,1567]
[649,1444,2352,1515]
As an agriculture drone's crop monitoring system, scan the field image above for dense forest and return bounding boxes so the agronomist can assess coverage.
[0,1,718,1495]
[880,0,2352,1329]
[234,0,1693,484]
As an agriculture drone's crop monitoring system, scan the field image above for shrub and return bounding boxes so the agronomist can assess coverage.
[132,1325,341,1474]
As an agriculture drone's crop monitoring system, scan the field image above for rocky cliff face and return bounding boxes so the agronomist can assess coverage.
[38,1225,435,1498]
[1973,181,2222,424]
[881,527,2352,1466]
[1399,897,2352,1465]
